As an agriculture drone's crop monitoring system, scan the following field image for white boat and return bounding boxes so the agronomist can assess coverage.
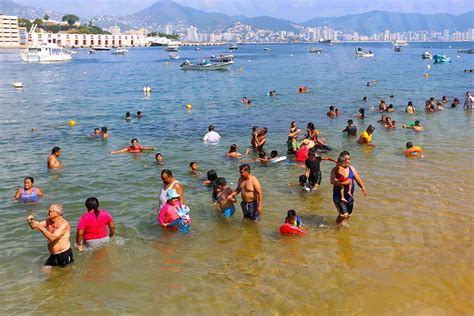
[457,48,474,54]
[180,59,234,70]
[112,47,127,55]
[263,47,271,51]
[195,47,201,51]
[393,46,402,52]
[20,43,72,62]
[392,39,408,46]
[12,82,23,89]
[169,53,180,59]
[309,47,323,53]
[165,44,179,52]
[92,46,110,51]
[65,49,78,55]
[356,47,374,58]
[209,54,234,62]
[422,52,433,59]
[229,44,238,50]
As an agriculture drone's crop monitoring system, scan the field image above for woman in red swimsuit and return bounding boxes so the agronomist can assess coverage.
[111,138,157,154]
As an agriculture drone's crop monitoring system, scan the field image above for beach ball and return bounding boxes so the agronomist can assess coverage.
[424,73,429,79]
[69,120,76,126]
[186,104,192,109]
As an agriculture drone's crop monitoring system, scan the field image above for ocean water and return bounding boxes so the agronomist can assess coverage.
[0,43,473,314]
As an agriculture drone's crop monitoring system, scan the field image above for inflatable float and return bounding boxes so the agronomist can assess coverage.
[405,146,422,157]
[279,223,306,235]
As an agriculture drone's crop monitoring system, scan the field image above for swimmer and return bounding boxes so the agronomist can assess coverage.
[257,127,268,151]
[355,108,365,119]
[405,101,416,113]
[155,153,163,165]
[437,101,446,110]
[48,147,64,169]
[202,170,218,187]
[212,177,236,218]
[363,96,368,102]
[101,127,109,139]
[189,161,199,176]
[406,142,424,158]
[335,157,353,203]
[342,119,357,136]
[14,176,43,202]
[442,96,448,103]
[285,209,305,231]
[111,138,157,154]
[402,120,424,131]
[327,106,336,118]
[379,100,387,112]
[335,109,341,117]
[288,175,312,193]
[386,104,394,112]
[203,125,221,144]
[137,111,144,118]
[227,144,242,158]
[463,91,474,109]
[157,189,183,227]
[93,128,100,136]
[242,96,248,104]
[384,117,395,129]
[377,114,387,124]
[125,112,132,121]
[287,121,302,154]
[245,126,259,155]
[357,125,376,147]
[370,105,375,112]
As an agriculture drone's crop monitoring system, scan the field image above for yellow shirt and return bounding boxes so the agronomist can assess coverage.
[358,131,372,144]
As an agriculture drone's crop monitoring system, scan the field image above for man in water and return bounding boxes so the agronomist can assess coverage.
[229,164,263,221]
[330,151,367,226]
[357,125,376,147]
[48,147,63,169]
[26,204,73,267]
[203,125,221,144]
[463,91,473,109]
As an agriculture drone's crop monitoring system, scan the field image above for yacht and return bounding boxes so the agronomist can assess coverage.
[112,47,128,55]
[92,46,110,51]
[165,44,179,52]
[20,43,72,62]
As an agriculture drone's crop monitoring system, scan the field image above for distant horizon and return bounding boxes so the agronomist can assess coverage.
[13,0,474,21]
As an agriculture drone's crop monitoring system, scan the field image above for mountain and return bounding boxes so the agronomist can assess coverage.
[303,10,474,34]
[0,0,63,20]
[241,16,298,32]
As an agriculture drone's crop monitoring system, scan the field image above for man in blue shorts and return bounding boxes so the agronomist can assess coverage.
[229,164,263,221]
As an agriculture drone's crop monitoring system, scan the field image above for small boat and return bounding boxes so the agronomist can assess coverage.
[169,53,180,59]
[392,39,408,46]
[433,54,451,64]
[263,47,271,51]
[89,49,96,54]
[422,52,432,59]
[457,48,474,54]
[393,46,402,52]
[309,47,322,54]
[355,47,374,58]
[92,46,110,51]
[112,47,127,55]
[165,44,179,52]
[319,39,332,44]
[13,82,23,89]
[65,49,78,55]
[209,54,234,62]
[195,47,201,51]
[20,43,72,62]
[229,44,238,50]
[180,59,233,70]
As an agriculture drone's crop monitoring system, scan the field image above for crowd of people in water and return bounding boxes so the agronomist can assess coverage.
[17,89,474,269]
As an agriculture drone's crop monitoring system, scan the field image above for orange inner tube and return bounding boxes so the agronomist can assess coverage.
[405,146,422,156]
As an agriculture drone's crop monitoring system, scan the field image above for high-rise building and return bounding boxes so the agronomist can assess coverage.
[0,14,27,48]
[186,26,199,42]
[164,24,173,35]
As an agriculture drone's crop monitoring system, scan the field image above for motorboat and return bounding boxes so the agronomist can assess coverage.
[229,44,238,50]
[65,49,78,55]
[195,47,201,51]
[169,53,180,59]
[112,47,127,55]
[180,59,234,70]
[165,44,179,52]
[309,47,323,53]
[92,46,110,51]
[209,54,234,62]
[355,47,374,57]
[393,46,402,52]
[392,39,408,46]
[457,48,474,54]
[12,82,23,89]
[422,52,432,59]
[319,39,332,44]
[433,54,451,64]
[20,43,72,62]
[263,47,271,51]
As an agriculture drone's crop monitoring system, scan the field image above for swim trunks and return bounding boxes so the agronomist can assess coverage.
[240,200,260,221]
[222,206,236,218]
[44,248,74,266]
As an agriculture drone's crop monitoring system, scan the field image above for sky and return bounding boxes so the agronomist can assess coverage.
[15,0,474,21]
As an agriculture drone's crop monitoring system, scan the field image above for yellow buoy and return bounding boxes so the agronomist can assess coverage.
[186,104,192,109]
[69,120,76,126]
[424,73,429,79]
[372,80,376,83]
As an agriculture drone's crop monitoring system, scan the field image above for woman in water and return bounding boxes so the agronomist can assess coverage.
[14,176,43,202]
[356,108,366,119]
[405,101,416,113]
[202,170,218,186]
[159,169,184,208]
[306,122,318,142]
[287,121,302,154]
[76,197,115,250]
[227,144,242,158]
[111,138,157,154]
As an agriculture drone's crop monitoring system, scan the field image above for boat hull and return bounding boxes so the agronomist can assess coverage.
[181,61,234,70]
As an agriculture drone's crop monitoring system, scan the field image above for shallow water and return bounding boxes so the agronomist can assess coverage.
[0,42,473,314]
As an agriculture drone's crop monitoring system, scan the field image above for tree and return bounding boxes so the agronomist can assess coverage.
[33,18,43,27]
[62,14,80,26]
[43,14,49,21]
[18,18,32,31]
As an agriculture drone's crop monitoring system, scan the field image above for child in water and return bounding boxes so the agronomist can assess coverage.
[335,157,352,203]
[158,189,190,232]
[212,177,236,218]
[189,162,199,176]
[285,209,305,230]
[288,175,312,192]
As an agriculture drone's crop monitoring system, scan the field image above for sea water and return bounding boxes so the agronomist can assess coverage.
[0,43,473,314]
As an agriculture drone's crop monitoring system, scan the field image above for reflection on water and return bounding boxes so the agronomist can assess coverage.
[0,43,473,313]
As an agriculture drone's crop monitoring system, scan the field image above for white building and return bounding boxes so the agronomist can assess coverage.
[164,24,173,35]
[0,14,27,48]
[109,25,120,35]
[186,26,199,42]
[27,32,147,48]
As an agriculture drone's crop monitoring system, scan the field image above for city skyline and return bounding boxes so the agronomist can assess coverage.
[14,0,474,21]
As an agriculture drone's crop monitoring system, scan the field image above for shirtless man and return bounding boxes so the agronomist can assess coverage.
[330,151,367,227]
[48,147,63,169]
[229,164,263,221]
[26,204,73,267]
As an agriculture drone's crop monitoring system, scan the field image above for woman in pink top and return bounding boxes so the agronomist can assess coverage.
[158,189,182,227]
[76,197,115,251]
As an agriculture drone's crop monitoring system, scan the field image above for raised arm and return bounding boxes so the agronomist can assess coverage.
[36,187,43,197]
[322,157,337,163]
[14,187,22,199]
